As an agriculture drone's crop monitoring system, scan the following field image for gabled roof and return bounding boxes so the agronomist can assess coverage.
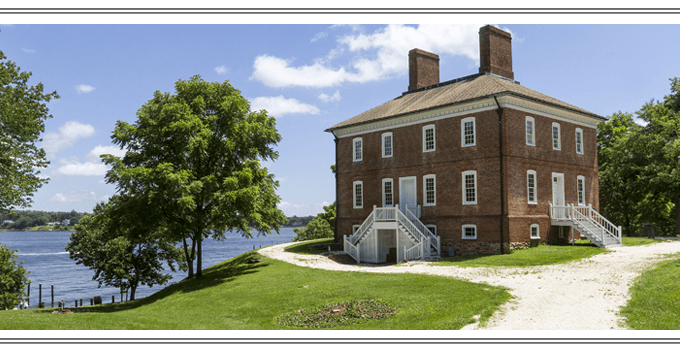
[326,72,605,132]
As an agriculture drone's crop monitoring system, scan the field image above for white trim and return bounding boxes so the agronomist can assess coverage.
[527,170,537,205]
[353,137,363,162]
[577,175,585,206]
[461,117,476,147]
[462,224,477,240]
[426,225,437,236]
[382,178,394,207]
[423,174,436,206]
[552,122,561,151]
[382,132,393,158]
[530,224,540,239]
[353,181,363,209]
[462,170,478,205]
[526,116,535,146]
[422,124,435,152]
[331,95,601,139]
[575,128,584,155]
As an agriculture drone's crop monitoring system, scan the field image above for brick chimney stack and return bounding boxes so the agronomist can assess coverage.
[479,25,514,80]
[408,48,440,92]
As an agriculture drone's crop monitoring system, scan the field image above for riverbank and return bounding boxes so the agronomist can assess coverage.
[1,225,76,232]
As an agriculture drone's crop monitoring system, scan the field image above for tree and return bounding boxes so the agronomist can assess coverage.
[103,75,286,278]
[0,241,30,310]
[66,197,185,300]
[0,48,59,213]
[292,202,336,242]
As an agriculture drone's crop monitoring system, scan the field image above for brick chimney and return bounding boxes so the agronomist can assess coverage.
[408,48,440,92]
[479,25,514,80]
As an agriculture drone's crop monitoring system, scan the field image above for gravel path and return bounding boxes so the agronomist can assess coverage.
[259,240,680,330]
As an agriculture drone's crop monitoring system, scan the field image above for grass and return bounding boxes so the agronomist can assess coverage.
[284,238,335,255]
[622,237,665,246]
[620,253,680,329]
[0,250,511,330]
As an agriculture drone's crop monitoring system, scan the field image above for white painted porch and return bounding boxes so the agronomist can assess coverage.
[550,204,622,247]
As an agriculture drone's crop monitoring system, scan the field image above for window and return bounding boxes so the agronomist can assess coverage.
[352,225,360,235]
[530,224,540,239]
[462,224,477,239]
[382,178,394,207]
[423,125,435,152]
[526,116,535,146]
[527,170,537,204]
[382,132,393,158]
[461,117,476,147]
[462,170,477,205]
[577,175,585,206]
[423,174,436,206]
[426,225,437,235]
[353,181,363,209]
[353,137,363,162]
[552,122,561,150]
[575,128,584,154]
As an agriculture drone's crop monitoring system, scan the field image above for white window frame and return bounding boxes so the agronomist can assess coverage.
[526,116,535,146]
[575,128,584,155]
[353,181,363,209]
[530,224,540,239]
[353,137,363,162]
[577,175,585,206]
[462,224,477,240]
[382,178,394,207]
[423,174,436,207]
[382,132,393,158]
[462,170,478,205]
[352,225,361,235]
[425,225,437,236]
[422,125,435,152]
[461,117,476,147]
[552,122,561,150]
[527,170,537,205]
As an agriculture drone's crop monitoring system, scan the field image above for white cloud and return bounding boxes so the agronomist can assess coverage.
[88,145,126,160]
[22,48,35,53]
[51,193,69,202]
[251,24,485,88]
[42,121,95,155]
[250,96,319,116]
[75,84,96,94]
[318,91,341,103]
[310,31,328,43]
[53,158,108,176]
[275,176,286,183]
[49,191,99,203]
[215,65,228,74]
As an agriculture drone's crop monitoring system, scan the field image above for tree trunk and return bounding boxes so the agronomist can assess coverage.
[130,283,137,301]
[197,235,203,277]
[183,238,194,278]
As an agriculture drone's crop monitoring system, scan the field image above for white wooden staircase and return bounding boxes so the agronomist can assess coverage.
[550,204,622,247]
[344,204,441,263]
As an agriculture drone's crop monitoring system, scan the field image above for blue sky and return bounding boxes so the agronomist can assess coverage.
[2,23,680,216]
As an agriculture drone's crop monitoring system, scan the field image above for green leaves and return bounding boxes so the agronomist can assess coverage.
[0,241,30,310]
[292,202,336,242]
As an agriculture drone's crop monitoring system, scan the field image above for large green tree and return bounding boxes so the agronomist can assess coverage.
[0,49,58,212]
[66,197,185,300]
[0,241,30,310]
[104,75,286,278]
[292,202,336,242]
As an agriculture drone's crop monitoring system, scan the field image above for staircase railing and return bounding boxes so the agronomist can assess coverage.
[404,242,423,261]
[404,205,441,256]
[349,207,377,245]
[550,203,622,246]
[574,204,622,245]
[343,235,360,263]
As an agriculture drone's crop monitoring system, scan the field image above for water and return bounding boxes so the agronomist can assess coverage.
[0,228,297,309]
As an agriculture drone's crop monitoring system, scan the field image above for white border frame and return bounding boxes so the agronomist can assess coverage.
[461,117,476,147]
[462,224,477,240]
[526,116,535,146]
[353,137,363,162]
[552,122,561,151]
[530,224,540,239]
[382,132,393,158]
[422,124,435,152]
[527,170,537,205]
[382,178,394,207]
[577,175,585,206]
[575,128,584,155]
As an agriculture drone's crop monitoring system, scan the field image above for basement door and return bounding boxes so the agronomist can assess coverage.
[399,176,417,214]
[552,173,566,218]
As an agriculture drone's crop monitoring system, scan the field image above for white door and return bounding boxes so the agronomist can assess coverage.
[399,177,417,214]
[552,173,565,218]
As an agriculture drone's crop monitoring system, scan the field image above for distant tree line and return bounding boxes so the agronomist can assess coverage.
[0,210,88,230]
[283,215,315,227]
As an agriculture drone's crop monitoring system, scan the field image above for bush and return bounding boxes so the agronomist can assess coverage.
[0,243,30,310]
[292,216,333,242]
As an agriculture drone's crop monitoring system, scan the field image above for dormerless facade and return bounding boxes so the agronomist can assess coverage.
[326,25,620,263]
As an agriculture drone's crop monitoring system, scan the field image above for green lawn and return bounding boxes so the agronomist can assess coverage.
[622,237,666,246]
[284,238,335,255]
[0,250,511,330]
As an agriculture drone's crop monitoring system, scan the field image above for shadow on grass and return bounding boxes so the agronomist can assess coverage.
[37,252,269,314]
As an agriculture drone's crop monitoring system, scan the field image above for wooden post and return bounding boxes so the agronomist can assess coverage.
[39,284,42,306]
[112,296,115,304]
[27,283,30,306]
[80,299,83,307]
[90,299,93,306]
[75,300,78,307]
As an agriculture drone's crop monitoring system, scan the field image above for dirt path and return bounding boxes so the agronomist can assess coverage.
[259,240,680,330]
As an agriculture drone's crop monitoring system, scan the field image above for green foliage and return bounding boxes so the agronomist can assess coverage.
[0,241,30,310]
[66,197,185,300]
[0,49,59,213]
[435,243,606,267]
[292,202,336,242]
[276,300,397,329]
[282,215,314,227]
[1,210,87,230]
[103,75,286,277]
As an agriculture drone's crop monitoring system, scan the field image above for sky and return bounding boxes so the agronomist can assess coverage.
[2,19,680,217]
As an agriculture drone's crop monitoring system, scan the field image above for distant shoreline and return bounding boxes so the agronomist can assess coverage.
[0,226,76,232]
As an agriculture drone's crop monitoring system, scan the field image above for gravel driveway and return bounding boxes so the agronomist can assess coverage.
[259,240,680,330]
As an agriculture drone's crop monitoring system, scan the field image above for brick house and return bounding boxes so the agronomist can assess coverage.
[326,25,621,263]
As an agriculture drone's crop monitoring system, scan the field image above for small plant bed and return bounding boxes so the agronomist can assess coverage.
[434,243,607,267]
[284,238,336,255]
[622,237,665,246]
[276,300,397,329]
